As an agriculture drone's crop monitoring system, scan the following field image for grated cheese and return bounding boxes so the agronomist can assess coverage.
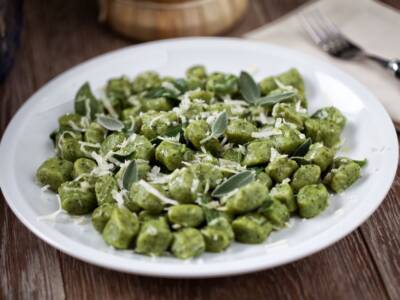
[127,95,141,107]
[161,81,180,94]
[138,180,178,205]
[84,99,91,120]
[270,147,284,162]
[90,151,115,176]
[237,145,246,155]
[37,195,64,221]
[147,166,170,184]
[40,184,51,193]
[222,143,233,151]
[295,101,307,113]
[190,178,200,194]
[203,179,210,194]
[102,97,119,118]
[68,120,86,132]
[56,130,80,152]
[172,224,182,230]
[251,128,282,139]
[146,225,158,236]
[112,189,126,208]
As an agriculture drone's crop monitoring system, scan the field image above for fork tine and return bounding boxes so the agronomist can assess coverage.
[312,10,341,37]
[300,12,327,45]
[312,10,350,50]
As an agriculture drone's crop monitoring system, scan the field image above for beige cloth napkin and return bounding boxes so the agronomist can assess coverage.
[245,0,400,125]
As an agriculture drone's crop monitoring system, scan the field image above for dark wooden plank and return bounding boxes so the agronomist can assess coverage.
[381,0,400,9]
[0,196,65,300]
[24,0,129,87]
[0,11,65,299]
[59,229,387,300]
[359,137,400,300]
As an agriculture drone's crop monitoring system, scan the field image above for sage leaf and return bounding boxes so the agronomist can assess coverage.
[292,138,312,157]
[200,112,228,144]
[212,170,255,197]
[239,71,260,103]
[74,82,101,119]
[212,111,228,136]
[202,206,227,223]
[353,159,367,167]
[97,115,124,131]
[254,91,296,106]
[143,86,180,99]
[164,125,182,137]
[123,160,138,190]
[291,156,311,165]
[274,78,293,90]
[151,125,183,144]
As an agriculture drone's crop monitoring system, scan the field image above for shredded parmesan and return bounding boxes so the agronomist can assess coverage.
[217,159,246,174]
[237,145,246,155]
[102,97,119,118]
[149,114,165,128]
[56,130,80,151]
[318,109,329,119]
[190,178,200,194]
[68,120,86,132]
[90,151,114,176]
[138,180,178,205]
[157,133,180,143]
[161,81,180,94]
[203,180,210,194]
[146,225,158,236]
[79,141,101,156]
[205,112,220,126]
[37,195,64,221]
[222,143,234,151]
[127,95,141,107]
[147,166,170,184]
[116,133,137,150]
[40,184,51,192]
[112,189,126,207]
[205,201,222,209]
[223,97,249,115]
[274,117,283,128]
[295,101,307,113]
[270,147,283,162]
[251,128,282,139]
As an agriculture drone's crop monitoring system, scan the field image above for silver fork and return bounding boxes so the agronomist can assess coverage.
[301,10,400,79]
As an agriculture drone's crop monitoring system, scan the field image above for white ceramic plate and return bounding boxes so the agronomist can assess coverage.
[0,38,398,278]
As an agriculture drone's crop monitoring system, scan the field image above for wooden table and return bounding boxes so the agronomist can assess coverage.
[1,0,399,299]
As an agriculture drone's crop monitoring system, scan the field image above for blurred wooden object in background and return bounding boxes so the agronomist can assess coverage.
[99,0,249,41]
[0,0,22,82]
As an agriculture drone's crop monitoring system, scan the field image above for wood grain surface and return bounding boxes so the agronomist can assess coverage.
[102,0,250,40]
[1,0,400,299]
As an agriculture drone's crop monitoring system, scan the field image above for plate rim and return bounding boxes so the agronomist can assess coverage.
[0,37,398,278]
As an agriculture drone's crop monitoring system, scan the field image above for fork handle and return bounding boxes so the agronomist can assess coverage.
[388,60,400,79]
[366,55,400,79]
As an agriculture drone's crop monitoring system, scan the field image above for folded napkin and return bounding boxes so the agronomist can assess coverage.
[245,0,400,127]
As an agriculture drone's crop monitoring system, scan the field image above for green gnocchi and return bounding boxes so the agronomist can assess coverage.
[36,66,366,259]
